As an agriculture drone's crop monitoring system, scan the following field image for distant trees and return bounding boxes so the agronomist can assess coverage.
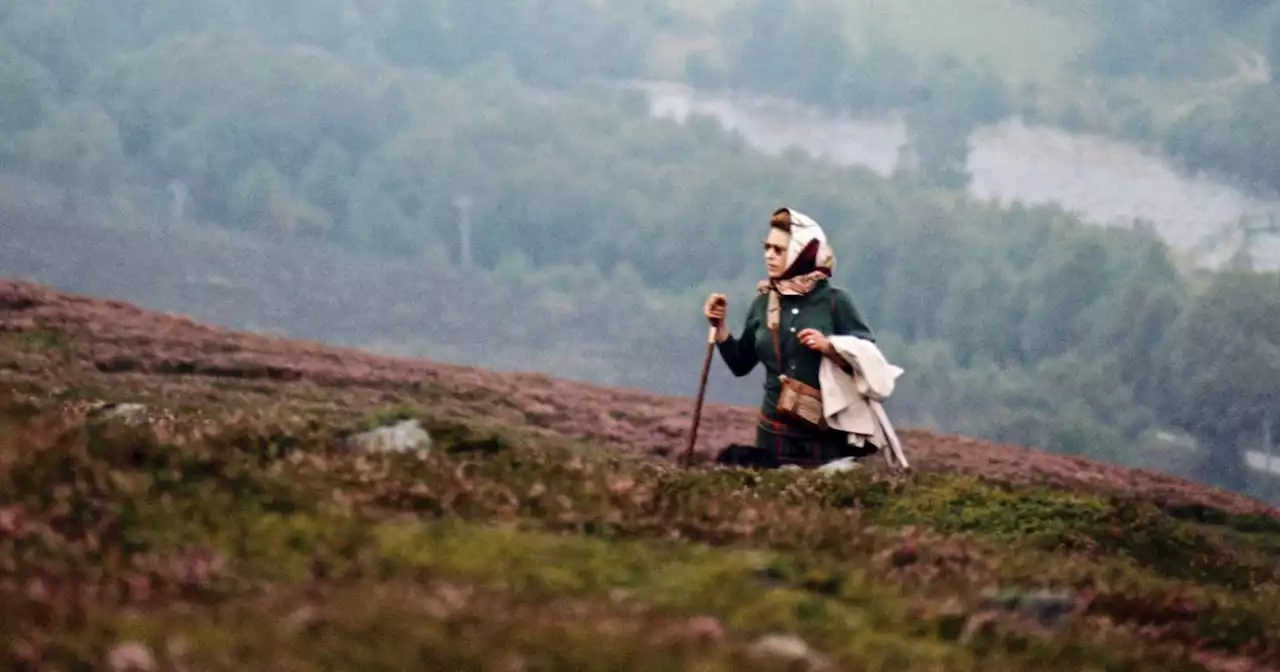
[381,0,651,86]
[715,1,1017,190]
[715,0,1280,199]
[1070,0,1280,194]
[1159,270,1280,489]
[718,0,854,104]
[1163,80,1280,194]
[1075,2,1228,78]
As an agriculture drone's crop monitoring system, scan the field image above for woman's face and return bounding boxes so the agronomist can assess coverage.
[763,227,790,278]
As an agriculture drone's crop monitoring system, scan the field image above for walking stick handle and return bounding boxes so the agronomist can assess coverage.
[684,331,721,466]
[706,295,726,343]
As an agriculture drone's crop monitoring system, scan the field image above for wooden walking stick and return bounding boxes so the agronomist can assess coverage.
[683,299,723,467]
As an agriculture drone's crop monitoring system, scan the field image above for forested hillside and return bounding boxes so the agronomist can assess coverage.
[684,0,1280,196]
[1,0,1278,502]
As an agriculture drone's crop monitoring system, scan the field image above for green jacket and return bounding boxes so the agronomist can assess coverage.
[716,280,875,426]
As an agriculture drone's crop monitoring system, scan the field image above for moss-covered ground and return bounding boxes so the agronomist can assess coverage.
[2,389,1278,671]
[2,288,1279,671]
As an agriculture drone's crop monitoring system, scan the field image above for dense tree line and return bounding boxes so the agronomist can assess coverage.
[698,0,1280,198]
[1077,0,1280,195]
[1,0,1277,499]
[697,0,1013,189]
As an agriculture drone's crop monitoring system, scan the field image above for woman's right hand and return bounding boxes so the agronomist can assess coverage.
[704,293,728,327]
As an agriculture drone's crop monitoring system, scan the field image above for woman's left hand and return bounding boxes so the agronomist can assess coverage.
[797,328,830,353]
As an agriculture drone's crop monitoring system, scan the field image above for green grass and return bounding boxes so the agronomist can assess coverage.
[0,329,74,365]
[3,393,1278,669]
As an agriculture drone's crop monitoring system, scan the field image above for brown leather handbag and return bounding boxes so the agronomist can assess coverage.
[771,326,828,430]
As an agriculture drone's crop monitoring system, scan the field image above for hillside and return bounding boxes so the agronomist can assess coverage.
[0,183,706,396]
[6,0,1280,498]
[3,279,1280,670]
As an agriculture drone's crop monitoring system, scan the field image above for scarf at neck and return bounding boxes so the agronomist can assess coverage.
[757,271,829,331]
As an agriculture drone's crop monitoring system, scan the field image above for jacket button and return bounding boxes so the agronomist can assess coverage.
[791,308,799,315]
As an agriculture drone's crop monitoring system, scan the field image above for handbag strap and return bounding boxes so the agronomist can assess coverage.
[771,323,784,374]
[774,292,858,378]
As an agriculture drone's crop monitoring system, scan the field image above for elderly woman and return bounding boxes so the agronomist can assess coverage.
[704,207,878,469]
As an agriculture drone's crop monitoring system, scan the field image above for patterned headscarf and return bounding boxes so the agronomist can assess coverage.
[757,207,836,332]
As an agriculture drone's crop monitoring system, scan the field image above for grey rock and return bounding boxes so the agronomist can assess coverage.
[748,634,831,670]
[979,587,1078,629]
[106,641,157,671]
[96,403,149,425]
[346,419,432,454]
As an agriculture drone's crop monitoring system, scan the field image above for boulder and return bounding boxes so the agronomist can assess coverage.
[345,419,432,455]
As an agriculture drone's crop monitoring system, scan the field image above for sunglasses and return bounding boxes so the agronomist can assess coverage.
[762,241,787,255]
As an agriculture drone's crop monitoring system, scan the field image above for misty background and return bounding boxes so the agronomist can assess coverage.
[1,0,1278,502]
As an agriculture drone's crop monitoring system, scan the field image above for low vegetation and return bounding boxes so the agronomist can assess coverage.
[5,0,1280,502]
[2,285,1279,670]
